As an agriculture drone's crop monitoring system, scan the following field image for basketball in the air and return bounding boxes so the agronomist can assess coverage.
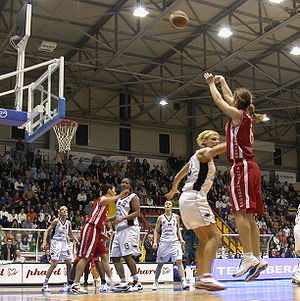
[169,10,189,29]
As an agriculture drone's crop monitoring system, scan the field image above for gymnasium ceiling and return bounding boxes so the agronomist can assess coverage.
[0,0,299,151]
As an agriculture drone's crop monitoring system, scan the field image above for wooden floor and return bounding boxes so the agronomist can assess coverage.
[1,280,300,301]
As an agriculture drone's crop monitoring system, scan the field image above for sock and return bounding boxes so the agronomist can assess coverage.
[132,274,139,283]
[68,279,74,285]
[243,252,253,258]
[44,278,49,285]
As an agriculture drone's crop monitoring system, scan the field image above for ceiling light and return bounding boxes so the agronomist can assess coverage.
[159,99,168,106]
[268,0,283,3]
[133,6,149,17]
[262,115,270,122]
[218,27,233,38]
[290,46,300,56]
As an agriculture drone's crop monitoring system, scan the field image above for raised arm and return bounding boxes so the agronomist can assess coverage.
[197,143,227,163]
[204,73,241,123]
[165,163,189,200]
[215,75,235,106]
[98,189,130,206]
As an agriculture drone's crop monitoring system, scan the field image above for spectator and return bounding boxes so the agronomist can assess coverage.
[77,190,87,203]
[40,249,51,263]
[143,233,157,262]
[18,208,27,223]
[1,237,16,261]
[75,159,86,174]
[187,242,198,264]
[20,236,30,252]
[15,138,25,162]
[15,249,25,262]
[21,216,33,229]
[0,191,12,207]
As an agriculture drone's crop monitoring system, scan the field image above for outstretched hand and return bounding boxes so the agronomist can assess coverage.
[204,72,215,84]
[165,189,180,200]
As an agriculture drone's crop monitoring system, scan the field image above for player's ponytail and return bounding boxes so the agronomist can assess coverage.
[247,103,266,123]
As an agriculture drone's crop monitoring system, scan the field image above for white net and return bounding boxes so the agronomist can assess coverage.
[53,120,78,153]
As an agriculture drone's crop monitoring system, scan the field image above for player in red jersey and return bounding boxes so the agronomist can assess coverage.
[204,73,268,281]
[71,184,129,293]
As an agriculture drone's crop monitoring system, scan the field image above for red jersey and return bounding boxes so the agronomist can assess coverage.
[225,110,254,162]
[85,196,108,231]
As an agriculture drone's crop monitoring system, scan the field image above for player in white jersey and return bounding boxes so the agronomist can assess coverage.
[41,206,79,292]
[152,200,188,291]
[292,204,300,283]
[110,177,142,292]
[166,130,226,291]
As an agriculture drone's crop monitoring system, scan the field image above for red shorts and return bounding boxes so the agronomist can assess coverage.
[77,223,108,259]
[229,159,264,215]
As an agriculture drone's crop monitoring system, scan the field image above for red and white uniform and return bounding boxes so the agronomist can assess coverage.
[225,110,264,214]
[78,196,109,258]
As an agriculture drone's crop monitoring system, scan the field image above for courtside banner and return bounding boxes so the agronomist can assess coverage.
[209,258,298,280]
[0,263,22,283]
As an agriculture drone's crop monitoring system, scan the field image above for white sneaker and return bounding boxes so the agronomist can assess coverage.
[291,273,300,284]
[195,274,225,291]
[59,284,71,293]
[128,281,143,292]
[110,282,130,292]
[71,283,88,294]
[41,284,50,292]
[182,279,189,290]
[99,283,108,293]
[233,256,259,277]
[152,282,159,291]
[245,259,268,281]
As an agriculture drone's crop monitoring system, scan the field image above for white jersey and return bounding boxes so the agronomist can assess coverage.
[51,219,69,241]
[160,214,179,242]
[182,149,216,194]
[116,193,139,231]
[295,204,300,225]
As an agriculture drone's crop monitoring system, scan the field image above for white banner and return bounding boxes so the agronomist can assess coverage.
[0,263,173,284]
[0,264,22,284]
[275,171,296,183]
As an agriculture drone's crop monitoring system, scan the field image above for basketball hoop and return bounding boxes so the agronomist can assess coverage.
[53,120,78,153]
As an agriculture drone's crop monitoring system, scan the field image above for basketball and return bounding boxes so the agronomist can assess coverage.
[169,10,189,29]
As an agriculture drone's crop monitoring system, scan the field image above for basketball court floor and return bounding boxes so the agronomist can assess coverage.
[1,280,300,301]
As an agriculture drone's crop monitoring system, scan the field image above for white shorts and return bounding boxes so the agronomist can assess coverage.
[111,226,141,258]
[294,224,300,251]
[156,241,182,263]
[179,190,215,229]
[50,240,72,261]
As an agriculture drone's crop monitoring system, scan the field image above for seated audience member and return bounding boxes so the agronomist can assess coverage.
[40,249,51,263]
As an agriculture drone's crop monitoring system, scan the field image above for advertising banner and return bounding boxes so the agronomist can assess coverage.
[0,263,22,284]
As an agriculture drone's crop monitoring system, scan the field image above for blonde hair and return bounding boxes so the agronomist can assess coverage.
[58,206,68,217]
[247,104,266,123]
[196,130,219,147]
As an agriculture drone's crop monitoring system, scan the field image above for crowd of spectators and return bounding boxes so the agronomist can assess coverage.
[0,140,299,261]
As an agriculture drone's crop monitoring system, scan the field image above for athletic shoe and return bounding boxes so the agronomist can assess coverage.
[128,281,143,292]
[233,256,259,277]
[71,283,88,294]
[110,282,130,292]
[41,284,50,292]
[99,283,109,293]
[152,282,159,291]
[291,273,300,284]
[59,284,71,293]
[245,259,268,281]
[182,279,189,290]
[195,274,225,291]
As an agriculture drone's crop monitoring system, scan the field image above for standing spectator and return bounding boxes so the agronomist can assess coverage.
[25,142,35,166]
[15,138,25,162]
[143,233,157,262]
